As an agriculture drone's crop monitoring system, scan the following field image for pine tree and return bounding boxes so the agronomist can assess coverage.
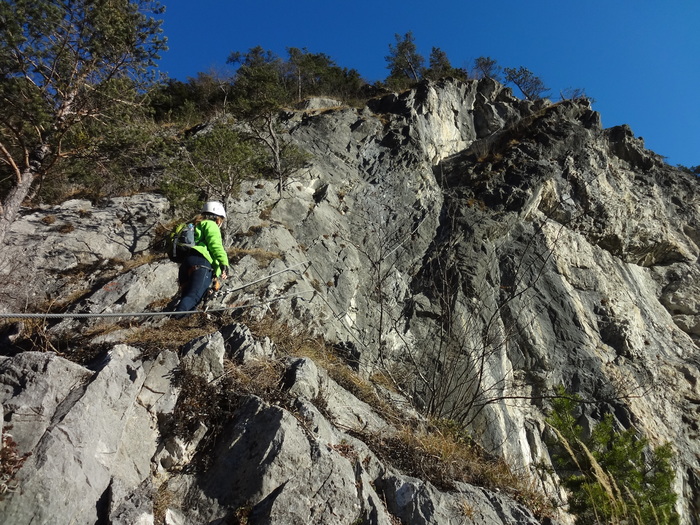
[385,31,425,89]
[0,0,166,245]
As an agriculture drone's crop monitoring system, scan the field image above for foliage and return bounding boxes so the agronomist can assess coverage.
[153,47,316,206]
[0,0,166,165]
[472,56,502,81]
[677,164,700,175]
[286,47,365,103]
[227,46,289,117]
[0,427,31,499]
[227,47,312,195]
[547,386,679,525]
[0,0,166,242]
[41,113,176,203]
[385,31,425,89]
[355,418,553,518]
[152,46,366,124]
[160,122,267,214]
[503,66,550,101]
[424,47,468,81]
[150,71,236,123]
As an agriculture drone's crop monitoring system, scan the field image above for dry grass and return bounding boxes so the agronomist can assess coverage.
[125,314,220,358]
[0,428,31,499]
[146,297,173,311]
[0,318,104,363]
[456,499,475,519]
[241,316,555,515]
[357,421,554,519]
[227,246,283,267]
[244,316,400,422]
[159,354,286,472]
[241,317,554,516]
[223,357,285,400]
[231,505,253,524]
[152,480,176,525]
[113,251,165,271]
[54,223,75,234]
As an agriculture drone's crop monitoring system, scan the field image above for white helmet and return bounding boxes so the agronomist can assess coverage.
[202,201,226,218]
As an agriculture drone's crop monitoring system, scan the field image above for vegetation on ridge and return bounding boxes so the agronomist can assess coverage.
[0,3,569,218]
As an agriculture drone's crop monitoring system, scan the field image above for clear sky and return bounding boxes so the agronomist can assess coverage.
[156,0,700,168]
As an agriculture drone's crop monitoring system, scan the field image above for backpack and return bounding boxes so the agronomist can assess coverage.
[166,222,196,262]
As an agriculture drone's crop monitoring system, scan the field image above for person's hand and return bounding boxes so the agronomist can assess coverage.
[220,266,229,280]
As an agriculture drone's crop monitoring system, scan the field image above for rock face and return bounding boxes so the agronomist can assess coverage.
[0,328,541,525]
[1,78,699,524]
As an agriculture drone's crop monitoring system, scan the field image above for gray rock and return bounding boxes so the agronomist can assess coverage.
[295,97,343,110]
[0,345,151,524]
[378,474,540,525]
[2,194,172,313]
[0,352,94,452]
[2,77,699,524]
[180,331,226,381]
[222,323,275,363]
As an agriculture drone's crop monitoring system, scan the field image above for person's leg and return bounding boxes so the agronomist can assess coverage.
[175,255,213,316]
[178,262,190,288]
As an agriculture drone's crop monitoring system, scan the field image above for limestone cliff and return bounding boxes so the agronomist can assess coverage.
[0,78,698,524]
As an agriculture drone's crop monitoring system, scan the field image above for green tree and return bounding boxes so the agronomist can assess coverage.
[228,46,289,116]
[286,47,364,102]
[161,123,266,214]
[503,66,550,101]
[186,69,235,116]
[677,164,700,175]
[42,107,175,203]
[150,70,235,124]
[385,31,424,89]
[0,0,166,245]
[424,47,467,81]
[547,387,679,525]
[150,78,200,122]
[472,56,502,82]
[228,47,308,196]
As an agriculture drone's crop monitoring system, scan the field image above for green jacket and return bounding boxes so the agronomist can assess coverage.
[192,219,229,277]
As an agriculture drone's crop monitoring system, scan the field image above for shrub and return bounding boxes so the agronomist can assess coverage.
[547,386,679,524]
[160,122,267,214]
[356,418,554,519]
[0,427,31,499]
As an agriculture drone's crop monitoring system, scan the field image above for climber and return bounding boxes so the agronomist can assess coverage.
[173,201,230,318]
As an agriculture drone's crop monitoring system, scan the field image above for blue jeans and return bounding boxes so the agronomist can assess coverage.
[174,254,213,317]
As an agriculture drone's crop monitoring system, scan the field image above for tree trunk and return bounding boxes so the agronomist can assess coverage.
[0,169,39,246]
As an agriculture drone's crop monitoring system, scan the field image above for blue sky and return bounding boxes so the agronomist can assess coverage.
[157,1,700,167]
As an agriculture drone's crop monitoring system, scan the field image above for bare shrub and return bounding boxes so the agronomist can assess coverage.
[355,419,554,518]
[0,427,31,499]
